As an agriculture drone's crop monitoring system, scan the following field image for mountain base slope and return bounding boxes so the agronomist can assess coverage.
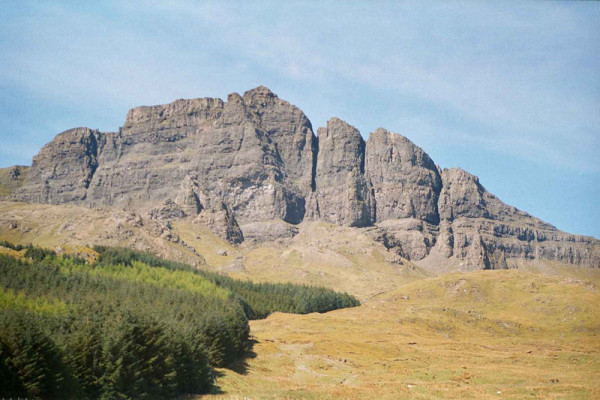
[205,270,600,399]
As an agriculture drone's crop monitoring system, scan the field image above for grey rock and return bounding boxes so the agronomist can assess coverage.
[239,220,299,243]
[373,218,438,260]
[438,167,522,221]
[0,166,29,199]
[311,118,374,227]
[363,128,442,260]
[193,195,244,244]
[424,167,600,270]
[83,87,312,227]
[175,175,202,216]
[17,127,100,204]
[1,86,598,270]
[149,199,186,221]
[8,166,23,180]
[227,257,246,272]
[365,128,442,224]
[241,86,317,197]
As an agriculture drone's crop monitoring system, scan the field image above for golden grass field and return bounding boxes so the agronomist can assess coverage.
[206,270,600,399]
[1,202,599,399]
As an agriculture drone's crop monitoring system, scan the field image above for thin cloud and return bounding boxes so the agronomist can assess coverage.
[0,1,599,174]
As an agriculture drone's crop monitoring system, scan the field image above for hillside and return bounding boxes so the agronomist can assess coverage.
[1,200,599,398]
[207,269,600,399]
[0,201,427,300]
[0,85,599,399]
[0,244,358,398]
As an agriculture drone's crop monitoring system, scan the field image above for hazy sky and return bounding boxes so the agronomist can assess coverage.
[1,1,599,238]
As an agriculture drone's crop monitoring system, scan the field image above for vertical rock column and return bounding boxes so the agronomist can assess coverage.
[365,128,442,224]
[364,128,443,260]
[311,118,374,227]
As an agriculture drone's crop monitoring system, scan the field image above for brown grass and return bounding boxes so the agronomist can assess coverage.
[206,270,600,399]
[1,202,598,398]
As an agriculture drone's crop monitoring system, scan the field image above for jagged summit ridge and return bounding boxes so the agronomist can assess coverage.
[1,86,598,270]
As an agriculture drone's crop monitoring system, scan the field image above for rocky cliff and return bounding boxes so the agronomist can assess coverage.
[1,86,598,270]
[308,118,374,227]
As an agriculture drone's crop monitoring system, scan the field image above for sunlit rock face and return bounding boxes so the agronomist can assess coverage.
[309,117,374,227]
[16,127,102,204]
[3,86,598,269]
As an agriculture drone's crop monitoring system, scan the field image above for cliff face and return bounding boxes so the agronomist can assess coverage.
[427,168,600,270]
[83,87,313,226]
[365,128,442,224]
[2,86,598,270]
[309,118,374,227]
[17,127,101,204]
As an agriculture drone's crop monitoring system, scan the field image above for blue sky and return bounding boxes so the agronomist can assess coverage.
[1,1,599,238]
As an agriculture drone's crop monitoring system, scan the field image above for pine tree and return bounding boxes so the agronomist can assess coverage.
[0,336,25,397]
[0,310,74,399]
[65,315,104,398]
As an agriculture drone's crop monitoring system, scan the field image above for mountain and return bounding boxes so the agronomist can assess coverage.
[1,86,598,271]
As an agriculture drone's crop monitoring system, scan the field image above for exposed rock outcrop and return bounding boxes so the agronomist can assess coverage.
[241,86,317,197]
[17,127,100,204]
[80,87,314,228]
[365,128,442,224]
[1,86,598,270]
[422,167,600,270]
[362,128,443,261]
[438,167,523,221]
[310,118,374,227]
[239,220,299,243]
[193,201,244,245]
[174,176,202,216]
